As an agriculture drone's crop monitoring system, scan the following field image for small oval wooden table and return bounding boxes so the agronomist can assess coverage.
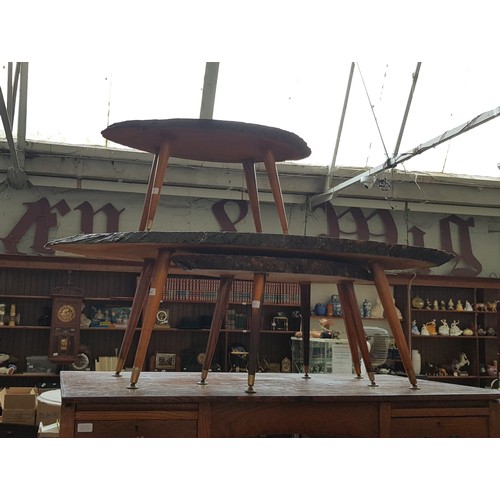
[101,118,311,234]
[47,231,453,392]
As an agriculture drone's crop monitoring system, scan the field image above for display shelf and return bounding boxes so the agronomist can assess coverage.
[0,257,303,380]
[0,372,60,389]
[391,273,500,387]
[0,325,50,330]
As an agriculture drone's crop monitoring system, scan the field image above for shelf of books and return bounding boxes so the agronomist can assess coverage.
[163,277,301,305]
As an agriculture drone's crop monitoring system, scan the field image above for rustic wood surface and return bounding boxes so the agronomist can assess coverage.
[172,254,373,283]
[47,231,454,271]
[60,372,500,437]
[60,371,500,404]
[101,118,312,162]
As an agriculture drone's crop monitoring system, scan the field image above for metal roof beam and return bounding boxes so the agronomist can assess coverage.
[310,104,500,207]
[199,62,219,119]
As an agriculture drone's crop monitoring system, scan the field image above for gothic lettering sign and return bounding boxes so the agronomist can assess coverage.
[0,195,487,277]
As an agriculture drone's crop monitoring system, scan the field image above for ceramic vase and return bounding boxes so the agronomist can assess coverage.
[411,349,421,375]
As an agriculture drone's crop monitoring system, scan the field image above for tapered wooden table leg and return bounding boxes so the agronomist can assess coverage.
[114,258,155,376]
[128,249,173,389]
[337,281,362,379]
[199,276,234,384]
[299,283,312,378]
[263,149,289,235]
[139,142,170,231]
[139,154,158,230]
[338,280,377,386]
[242,160,263,233]
[370,262,419,389]
[246,273,267,393]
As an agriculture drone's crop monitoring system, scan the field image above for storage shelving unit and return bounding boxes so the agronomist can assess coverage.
[391,274,500,388]
[0,255,301,386]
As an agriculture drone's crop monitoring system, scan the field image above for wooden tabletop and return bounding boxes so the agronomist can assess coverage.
[101,118,312,162]
[60,371,500,404]
[47,231,454,273]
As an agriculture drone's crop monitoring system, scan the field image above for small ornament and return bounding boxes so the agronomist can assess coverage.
[411,319,420,335]
[440,300,447,311]
[362,299,372,318]
[462,327,474,336]
[330,294,342,317]
[392,298,403,320]
[455,300,463,311]
[420,323,430,336]
[425,299,432,310]
[426,319,437,336]
[314,303,327,316]
[464,300,473,311]
[326,303,334,317]
[433,299,439,311]
[411,296,424,309]
[450,320,462,336]
[370,298,384,319]
[447,299,455,310]
[438,319,450,335]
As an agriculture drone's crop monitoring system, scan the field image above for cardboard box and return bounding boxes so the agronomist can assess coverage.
[0,387,38,425]
[38,421,60,438]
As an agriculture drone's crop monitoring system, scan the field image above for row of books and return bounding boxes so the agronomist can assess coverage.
[163,277,300,304]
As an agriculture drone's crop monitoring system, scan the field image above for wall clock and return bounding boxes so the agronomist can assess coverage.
[57,304,77,323]
[48,285,84,364]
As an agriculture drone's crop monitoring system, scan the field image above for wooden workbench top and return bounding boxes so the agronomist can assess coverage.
[60,371,500,405]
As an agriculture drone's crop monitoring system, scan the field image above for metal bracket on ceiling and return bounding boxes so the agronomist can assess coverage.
[312,62,422,208]
[311,104,500,209]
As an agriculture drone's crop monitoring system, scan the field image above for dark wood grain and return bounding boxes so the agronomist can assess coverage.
[60,371,500,404]
[59,371,500,437]
[46,231,454,271]
[101,118,312,162]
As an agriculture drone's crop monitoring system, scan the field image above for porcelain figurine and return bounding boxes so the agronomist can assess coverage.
[462,327,474,336]
[455,300,463,311]
[370,298,384,319]
[393,298,403,320]
[438,319,450,335]
[433,299,439,311]
[411,319,420,335]
[464,300,473,311]
[426,319,437,336]
[330,294,342,317]
[420,322,430,336]
[450,320,462,336]
[447,299,455,310]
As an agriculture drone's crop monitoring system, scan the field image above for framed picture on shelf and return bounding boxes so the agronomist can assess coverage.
[155,352,176,371]
[111,306,131,327]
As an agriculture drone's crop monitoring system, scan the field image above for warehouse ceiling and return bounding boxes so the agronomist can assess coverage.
[1,61,500,200]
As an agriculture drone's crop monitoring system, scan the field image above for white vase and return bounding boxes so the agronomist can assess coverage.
[411,349,421,375]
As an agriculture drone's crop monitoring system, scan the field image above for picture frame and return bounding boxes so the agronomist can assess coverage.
[110,306,131,327]
[155,352,176,371]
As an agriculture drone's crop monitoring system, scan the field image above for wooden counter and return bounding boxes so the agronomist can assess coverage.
[59,371,500,438]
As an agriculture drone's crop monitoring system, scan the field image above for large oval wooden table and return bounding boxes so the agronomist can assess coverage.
[47,231,453,393]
